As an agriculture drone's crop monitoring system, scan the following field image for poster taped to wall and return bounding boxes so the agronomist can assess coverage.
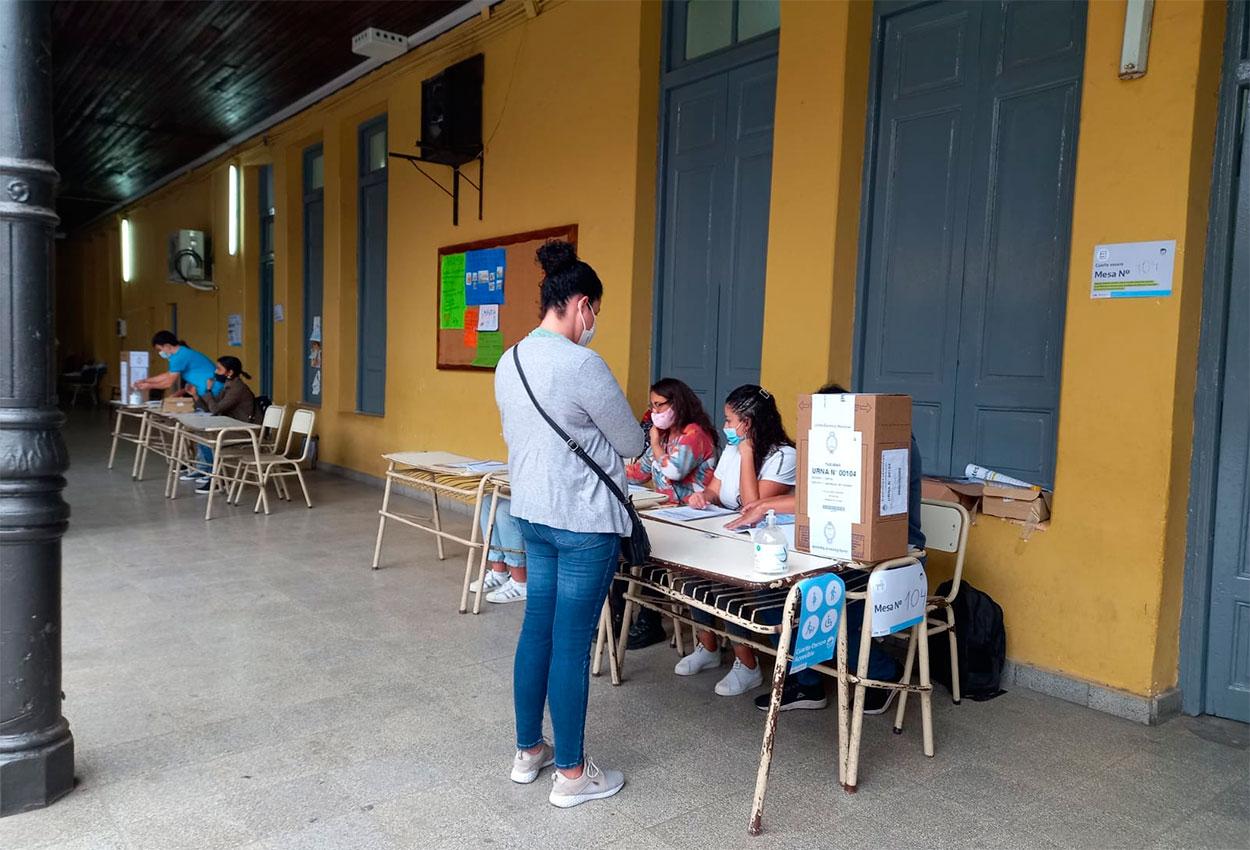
[227,314,243,346]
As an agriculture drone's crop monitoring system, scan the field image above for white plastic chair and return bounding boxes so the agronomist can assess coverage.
[893,498,970,732]
[231,408,317,511]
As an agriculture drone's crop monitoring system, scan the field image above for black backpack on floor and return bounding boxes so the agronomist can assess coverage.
[928,579,1006,702]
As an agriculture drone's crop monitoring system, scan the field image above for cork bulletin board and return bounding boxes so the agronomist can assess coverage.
[436,224,578,370]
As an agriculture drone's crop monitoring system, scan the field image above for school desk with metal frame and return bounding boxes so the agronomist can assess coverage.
[369,451,520,615]
[107,400,159,472]
[162,413,267,520]
[610,516,931,836]
[131,409,182,481]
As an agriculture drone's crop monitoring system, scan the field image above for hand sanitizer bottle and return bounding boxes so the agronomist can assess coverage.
[753,509,789,574]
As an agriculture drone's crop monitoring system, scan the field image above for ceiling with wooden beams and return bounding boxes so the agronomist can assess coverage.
[51,0,466,232]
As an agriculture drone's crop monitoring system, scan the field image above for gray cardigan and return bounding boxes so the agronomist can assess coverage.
[495,332,643,535]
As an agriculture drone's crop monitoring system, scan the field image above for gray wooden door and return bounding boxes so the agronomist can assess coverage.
[656,56,776,414]
[258,165,275,398]
[1205,87,1250,723]
[357,117,388,415]
[303,144,324,405]
[858,0,1085,487]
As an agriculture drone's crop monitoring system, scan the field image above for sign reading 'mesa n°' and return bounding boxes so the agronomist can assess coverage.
[1091,240,1176,299]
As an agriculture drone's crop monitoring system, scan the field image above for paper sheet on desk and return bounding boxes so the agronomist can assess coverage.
[650,505,736,522]
[455,460,508,473]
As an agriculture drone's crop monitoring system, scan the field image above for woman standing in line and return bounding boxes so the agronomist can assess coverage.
[494,241,642,808]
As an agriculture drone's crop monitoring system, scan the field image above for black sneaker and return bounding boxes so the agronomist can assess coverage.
[626,610,667,650]
[862,687,899,715]
[754,679,828,712]
[195,481,214,495]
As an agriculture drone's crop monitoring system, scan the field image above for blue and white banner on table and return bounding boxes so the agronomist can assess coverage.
[868,562,928,637]
[790,573,846,674]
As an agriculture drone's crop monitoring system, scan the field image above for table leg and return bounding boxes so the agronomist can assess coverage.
[893,626,919,734]
[837,600,850,789]
[592,602,609,678]
[166,427,183,500]
[917,612,934,757]
[431,490,446,561]
[843,594,876,792]
[371,465,395,570]
[614,566,641,679]
[749,584,801,836]
[604,600,621,686]
[252,432,270,515]
[204,435,224,521]
[132,413,149,480]
[464,484,500,615]
[107,411,124,469]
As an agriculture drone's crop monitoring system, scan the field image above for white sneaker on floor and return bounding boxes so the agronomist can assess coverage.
[674,644,721,676]
[549,757,624,808]
[511,740,555,784]
[714,659,763,696]
[470,570,509,593]
[486,578,527,604]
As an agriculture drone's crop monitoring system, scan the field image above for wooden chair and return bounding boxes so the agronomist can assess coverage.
[893,498,971,733]
[229,408,317,511]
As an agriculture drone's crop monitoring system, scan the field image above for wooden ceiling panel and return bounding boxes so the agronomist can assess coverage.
[51,0,466,230]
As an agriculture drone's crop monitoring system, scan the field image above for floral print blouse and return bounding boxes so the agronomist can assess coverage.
[626,422,717,505]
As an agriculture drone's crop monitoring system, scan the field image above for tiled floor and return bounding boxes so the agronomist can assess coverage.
[2,410,1247,849]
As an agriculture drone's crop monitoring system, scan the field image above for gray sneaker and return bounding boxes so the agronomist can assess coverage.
[548,757,624,808]
[511,741,555,784]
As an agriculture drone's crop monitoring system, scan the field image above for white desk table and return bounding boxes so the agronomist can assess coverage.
[107,400,160,473]
[369,451,515,614]
[611,516,930,835]
[164,413,267,520]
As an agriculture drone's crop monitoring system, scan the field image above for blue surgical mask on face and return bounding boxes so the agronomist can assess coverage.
[723,426,742,447]
[158,350,171,360]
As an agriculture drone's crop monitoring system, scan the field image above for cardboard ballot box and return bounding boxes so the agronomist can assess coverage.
[796,393,912,563]
[118,350,149,395]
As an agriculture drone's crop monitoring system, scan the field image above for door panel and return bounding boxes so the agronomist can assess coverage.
[860,0,1084,487]
[953,1,1084,486]
[358,181,387,412]
[657,54,775,416]
[861,1,983,474]
[1205,88,1250,722]
[303,195,324,403]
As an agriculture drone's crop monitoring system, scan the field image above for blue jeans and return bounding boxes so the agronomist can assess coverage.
[514,518,620,769]
[479,495,525,567]
[197,444,213,473]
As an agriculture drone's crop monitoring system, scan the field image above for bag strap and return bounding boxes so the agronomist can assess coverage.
[511,344,637,519]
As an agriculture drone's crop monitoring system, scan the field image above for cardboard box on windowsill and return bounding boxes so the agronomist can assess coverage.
[921,477,985,515]
[981,483,1052,524]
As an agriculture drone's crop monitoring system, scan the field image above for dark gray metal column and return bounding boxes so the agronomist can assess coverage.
[0,0,75,816]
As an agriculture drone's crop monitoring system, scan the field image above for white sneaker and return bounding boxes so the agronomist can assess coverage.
[486,579,527,604]
[549,757,624,808]
[674,644,721,676]
[714,659,763,696]
[470,570,509,593]
[511,740,555,784]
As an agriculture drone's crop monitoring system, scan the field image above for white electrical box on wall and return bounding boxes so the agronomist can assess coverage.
[351,27,407,61]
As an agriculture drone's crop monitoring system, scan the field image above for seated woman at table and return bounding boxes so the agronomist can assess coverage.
[621,378,721,648]
[468,494,529,604]
[626,377,718,505]
[184,356,256,494]
[676,384,796,697]
[722,382,924,715]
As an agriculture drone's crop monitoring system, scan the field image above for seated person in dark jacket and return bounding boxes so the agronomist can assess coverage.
[183,356,257,493]
[725,382,926,715]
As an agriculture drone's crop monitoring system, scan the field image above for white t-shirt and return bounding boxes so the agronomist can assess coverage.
[711,443,797,509]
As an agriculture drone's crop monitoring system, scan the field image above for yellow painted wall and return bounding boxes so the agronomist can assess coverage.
[58,0,1224,699]
[762,0,1224,697]
[59,0,662,467]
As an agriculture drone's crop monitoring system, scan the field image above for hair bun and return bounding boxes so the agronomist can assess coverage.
[537,240,578,277]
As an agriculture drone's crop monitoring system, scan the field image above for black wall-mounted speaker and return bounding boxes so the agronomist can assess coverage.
[420,53,484,167]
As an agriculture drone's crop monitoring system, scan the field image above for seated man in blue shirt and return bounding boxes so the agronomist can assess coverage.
[725,382,925,714]
[133,330,223,483]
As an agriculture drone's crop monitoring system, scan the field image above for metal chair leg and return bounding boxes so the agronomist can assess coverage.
[947,607,961,704]
[749,585,800,836]
[893,626,919,733]
[371,471,395,570]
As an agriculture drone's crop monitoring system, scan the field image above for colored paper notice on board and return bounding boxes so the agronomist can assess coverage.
[463,308,479,348]
[464,248,506,306]
[477,303,499,332]
[440,253,467,329]
[472,331,504,368]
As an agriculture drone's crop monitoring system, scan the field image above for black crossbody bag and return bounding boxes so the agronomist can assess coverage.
[511,345,651,567]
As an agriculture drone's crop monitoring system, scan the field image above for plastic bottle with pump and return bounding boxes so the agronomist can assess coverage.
[753,509,789,574]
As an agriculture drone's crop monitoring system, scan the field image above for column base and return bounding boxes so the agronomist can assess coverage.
[0,733,75,817]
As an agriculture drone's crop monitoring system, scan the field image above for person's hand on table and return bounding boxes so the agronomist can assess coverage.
[687,492,709,510]
[725,500,768,530]
[186,383,199,398]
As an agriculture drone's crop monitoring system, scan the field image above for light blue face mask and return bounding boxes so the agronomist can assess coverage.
[723,426,742,447]
[158,350,171,360]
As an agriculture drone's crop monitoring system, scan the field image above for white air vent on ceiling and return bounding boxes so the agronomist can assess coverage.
[351,28,407,61]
